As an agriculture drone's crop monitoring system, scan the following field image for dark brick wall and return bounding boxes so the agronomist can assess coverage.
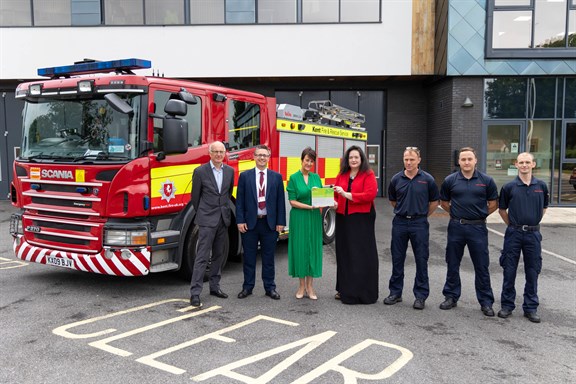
[385,82,429,193]
[426,77,484,185]
[451,77,484,164]
[427,78,453,184]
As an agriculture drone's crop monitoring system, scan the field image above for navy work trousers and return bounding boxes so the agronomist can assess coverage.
[389,216,430,300]
[442,220,494,307]
[500,227,542,314]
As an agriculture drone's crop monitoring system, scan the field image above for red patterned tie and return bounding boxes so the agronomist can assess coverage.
[258,171,266,210]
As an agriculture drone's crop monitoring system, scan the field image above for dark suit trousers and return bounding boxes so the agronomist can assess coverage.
[241,218,279,292]
[189,217,227,296]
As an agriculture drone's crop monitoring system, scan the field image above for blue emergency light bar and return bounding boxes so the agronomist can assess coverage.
[37,58,152,78]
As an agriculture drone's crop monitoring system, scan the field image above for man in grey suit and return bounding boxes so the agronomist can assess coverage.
[189,141,235,307]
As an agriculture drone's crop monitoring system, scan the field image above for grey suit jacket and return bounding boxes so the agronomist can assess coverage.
[191,162,235,227]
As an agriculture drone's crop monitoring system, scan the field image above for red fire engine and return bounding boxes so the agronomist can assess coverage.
[9,59,367,278]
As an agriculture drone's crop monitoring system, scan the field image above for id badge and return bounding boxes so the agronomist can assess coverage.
[258,195,266,204]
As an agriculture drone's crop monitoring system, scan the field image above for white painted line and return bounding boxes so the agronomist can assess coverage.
[52,299,192,339]
[88,305,221,356]
[487,227,576,265]
[192,331,337,383]
[136,315,299,375]
[293,339,414,384]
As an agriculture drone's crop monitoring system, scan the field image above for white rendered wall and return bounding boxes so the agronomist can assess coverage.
[0,2,412,80]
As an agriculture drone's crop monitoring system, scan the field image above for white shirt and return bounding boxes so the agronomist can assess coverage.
[255,168,268,215]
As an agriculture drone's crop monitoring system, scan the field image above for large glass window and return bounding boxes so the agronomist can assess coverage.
[71,0,101,26]
[104,0,144,25]
[258,0,296,23]
[565,78,576,118]
[303,0,339,23]
[0,0,31,26]
[484,78,527,119]
[228,100,260,151]
[145,0,183,25]
[341,0,380,23]
[487,0,576,58]
[226,0,255,24]
[34,0,71,26]
[190,0,224,24]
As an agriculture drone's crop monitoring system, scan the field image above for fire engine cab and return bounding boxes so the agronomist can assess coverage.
[9,58,367,278]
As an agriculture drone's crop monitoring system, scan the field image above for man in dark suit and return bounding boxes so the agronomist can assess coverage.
[236,144,286,300]
[189,141,235,307]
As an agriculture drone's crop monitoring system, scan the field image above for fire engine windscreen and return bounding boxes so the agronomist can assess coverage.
[20,94,142,161]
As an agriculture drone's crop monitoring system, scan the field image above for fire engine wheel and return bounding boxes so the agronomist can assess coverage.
[180,224,229,281]
[322,207,336,244]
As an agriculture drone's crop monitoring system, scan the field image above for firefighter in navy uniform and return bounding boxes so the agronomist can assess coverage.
[497,152,549,323]
[438,147,498,317]
[384,147,439,310]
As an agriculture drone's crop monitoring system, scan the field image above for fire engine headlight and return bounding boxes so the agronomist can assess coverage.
[104,229,148,246]
[9,214,23,236]
[77,80,94,93]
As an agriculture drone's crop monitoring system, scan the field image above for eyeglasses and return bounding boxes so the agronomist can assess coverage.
[405,146,420,154]
[210,150,225,154]
[254,153,270,158]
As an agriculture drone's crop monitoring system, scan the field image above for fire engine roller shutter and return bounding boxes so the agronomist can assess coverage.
[345,140,367,151]
[279,132,315,158]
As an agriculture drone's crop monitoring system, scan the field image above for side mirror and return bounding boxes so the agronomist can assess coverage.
[163,117,188,155]
[165,99,187,116]
[105,93,134,116]
[161,99,188,155]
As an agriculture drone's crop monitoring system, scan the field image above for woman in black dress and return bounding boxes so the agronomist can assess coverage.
[333,146,379,304]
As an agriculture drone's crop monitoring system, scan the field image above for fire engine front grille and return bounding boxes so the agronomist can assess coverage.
[31,196,94,209]
[35,234,90,246]
[33,219,92,233]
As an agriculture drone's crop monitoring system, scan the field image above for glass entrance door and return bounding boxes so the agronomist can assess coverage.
[484,121,553,190]
[485,122,523,188]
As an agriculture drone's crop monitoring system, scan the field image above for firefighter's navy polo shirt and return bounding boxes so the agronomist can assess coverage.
[388,169,439,217]
[440,170,498,220]
[499,176,549,225]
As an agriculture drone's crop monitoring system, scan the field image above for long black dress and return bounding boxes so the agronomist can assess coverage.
[335,177,379,304]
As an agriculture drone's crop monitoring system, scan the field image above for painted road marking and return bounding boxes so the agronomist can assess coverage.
[53,299,194,339]
[487,227,576,265]
[0,256,28,269]
[53,301,414,382]
[136,315,299,375]
[191,330,336,382]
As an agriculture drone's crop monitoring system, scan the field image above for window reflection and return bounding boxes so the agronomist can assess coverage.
[341,0,380,23]
[0,0,31,26]
[226,0,255,24]
[190,0,224,24]
[534,0,567,48]
[105,0,143,25]
[484,78,527,119]
[228,100,260,151]
[34,0,70,26]
[303,0,339,23]
[492,11,532,49]
[528,78,556,119]
[565,78,576,118]
[145,0,183,25]
[258,0,296,23]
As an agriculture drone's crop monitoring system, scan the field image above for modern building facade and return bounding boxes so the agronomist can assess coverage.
[0,0,574,205]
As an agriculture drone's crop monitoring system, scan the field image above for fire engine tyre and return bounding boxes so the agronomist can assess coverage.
[322,207,336,244]
[180,224,229,282]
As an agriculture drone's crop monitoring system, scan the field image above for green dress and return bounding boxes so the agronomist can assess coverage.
[287,170,323,278]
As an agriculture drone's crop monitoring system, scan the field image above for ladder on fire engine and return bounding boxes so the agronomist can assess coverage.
[307,100,366,129]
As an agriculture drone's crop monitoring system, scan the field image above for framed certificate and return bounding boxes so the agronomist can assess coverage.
[311,187,334,207]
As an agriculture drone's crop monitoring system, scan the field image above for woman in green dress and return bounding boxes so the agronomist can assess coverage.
[287,147,323,300]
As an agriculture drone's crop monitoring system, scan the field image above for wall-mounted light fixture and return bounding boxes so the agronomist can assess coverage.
[462,97,473,108]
